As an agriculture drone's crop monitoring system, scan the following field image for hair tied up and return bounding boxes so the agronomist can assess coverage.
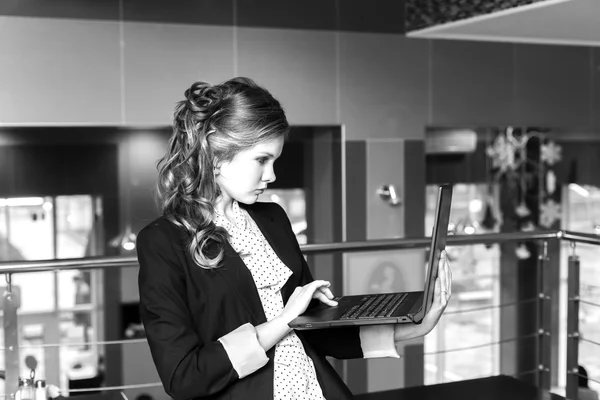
[184,82,223,116]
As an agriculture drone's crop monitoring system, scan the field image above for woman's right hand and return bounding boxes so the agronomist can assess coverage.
[280,280,338,324]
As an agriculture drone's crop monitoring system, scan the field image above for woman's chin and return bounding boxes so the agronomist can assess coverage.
[238,195,260,205]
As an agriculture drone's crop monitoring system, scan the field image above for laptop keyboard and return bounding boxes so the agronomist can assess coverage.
[338,293,408,320]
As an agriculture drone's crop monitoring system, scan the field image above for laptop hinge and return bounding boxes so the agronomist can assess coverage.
[407,293,424,323]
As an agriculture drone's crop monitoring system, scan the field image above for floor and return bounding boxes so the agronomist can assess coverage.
[354,375,565,400]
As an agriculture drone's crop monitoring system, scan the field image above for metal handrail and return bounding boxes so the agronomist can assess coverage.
[0,229,599,274]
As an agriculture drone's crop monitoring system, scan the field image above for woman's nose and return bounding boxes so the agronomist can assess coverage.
[263,164,276,183]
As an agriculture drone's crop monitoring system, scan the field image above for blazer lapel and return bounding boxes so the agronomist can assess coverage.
[245,205,303,302]
[212,241,267,325]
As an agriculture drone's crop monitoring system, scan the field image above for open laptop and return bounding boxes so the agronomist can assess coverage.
[288,184,453,330]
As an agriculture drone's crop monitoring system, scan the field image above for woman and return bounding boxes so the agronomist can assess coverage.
[137,77,452,400]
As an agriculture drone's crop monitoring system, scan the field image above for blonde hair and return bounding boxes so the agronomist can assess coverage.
[156,77,289,268]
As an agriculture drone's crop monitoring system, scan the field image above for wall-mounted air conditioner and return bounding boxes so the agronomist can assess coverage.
[425,128,478,154]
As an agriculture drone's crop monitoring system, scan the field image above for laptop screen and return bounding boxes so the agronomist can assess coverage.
[412,184,452,323]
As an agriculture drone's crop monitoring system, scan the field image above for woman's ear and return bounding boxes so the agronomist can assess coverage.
[213,159,222,176]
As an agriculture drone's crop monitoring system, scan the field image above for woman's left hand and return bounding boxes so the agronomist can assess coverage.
[394,250,452,342]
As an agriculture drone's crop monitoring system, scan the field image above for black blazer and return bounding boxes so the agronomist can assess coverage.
[137,202,364,400]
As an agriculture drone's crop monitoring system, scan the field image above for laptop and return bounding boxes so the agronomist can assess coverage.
[288,184,453,330]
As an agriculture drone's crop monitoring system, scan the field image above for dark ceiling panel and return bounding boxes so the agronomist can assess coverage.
[0,0,404,33]
[0,0,119,20]
[338,0,405,33]
[123,0,233,25]
[236,0,337,31]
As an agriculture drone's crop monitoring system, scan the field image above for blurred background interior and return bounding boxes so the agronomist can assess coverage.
[1,1,600,399]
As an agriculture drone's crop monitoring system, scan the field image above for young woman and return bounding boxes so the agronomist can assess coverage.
[136,77,452,400]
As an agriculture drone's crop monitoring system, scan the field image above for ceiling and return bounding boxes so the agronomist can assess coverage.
[407,0,600,47]
[0,0,404,33]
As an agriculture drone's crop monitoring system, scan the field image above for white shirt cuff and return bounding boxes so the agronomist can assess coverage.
[359,325,401,358]
[218,322,269,378]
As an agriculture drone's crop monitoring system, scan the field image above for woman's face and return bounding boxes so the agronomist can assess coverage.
[216,136,284,205]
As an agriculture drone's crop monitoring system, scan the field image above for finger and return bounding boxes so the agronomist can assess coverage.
[318,286,335,300]
[443,251,450,296]
[301,281,331,301]
[441,251,448,289]
[314,291,338,307]
[437,277,448,306]
[306,280,331,291]
[434,277,441,300]
[438,275,449,306]
[438,253,447,301]
[446,256,452,297]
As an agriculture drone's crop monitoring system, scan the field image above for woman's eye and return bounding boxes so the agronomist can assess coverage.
[257,157,268,164]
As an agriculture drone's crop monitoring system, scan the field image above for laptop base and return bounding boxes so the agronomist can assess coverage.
[290,291,424,330]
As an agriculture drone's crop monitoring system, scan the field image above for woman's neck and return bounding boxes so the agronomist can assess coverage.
[215,196,236,224]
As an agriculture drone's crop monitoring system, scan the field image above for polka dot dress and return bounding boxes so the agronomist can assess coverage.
[215,201,326,400]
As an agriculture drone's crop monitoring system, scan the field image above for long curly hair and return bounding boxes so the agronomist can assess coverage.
[156,77,289,268]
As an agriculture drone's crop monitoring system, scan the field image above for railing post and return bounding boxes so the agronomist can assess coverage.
[536,240,551,391]
[566,242,580,400]
[3,273,20,399]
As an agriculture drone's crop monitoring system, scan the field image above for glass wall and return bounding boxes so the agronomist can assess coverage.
[0,195,103,394]
[424,183,501,383]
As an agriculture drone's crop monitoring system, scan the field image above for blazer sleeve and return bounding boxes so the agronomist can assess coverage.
[137,223,267,400]
[272,204,365,360]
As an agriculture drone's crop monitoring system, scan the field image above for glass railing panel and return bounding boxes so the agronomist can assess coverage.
[58,309,104,396]
[424,243,501,384]
[0,265,105,398]
[577,243,600,394]
[341,248,424,391]
[424,183,502,384]
[1,230,599,398]
[0,329,5,395]
[560,184,600,394]
[11,272,56,313]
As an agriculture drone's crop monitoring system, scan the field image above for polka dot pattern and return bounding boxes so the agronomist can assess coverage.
[215,202,326,400]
